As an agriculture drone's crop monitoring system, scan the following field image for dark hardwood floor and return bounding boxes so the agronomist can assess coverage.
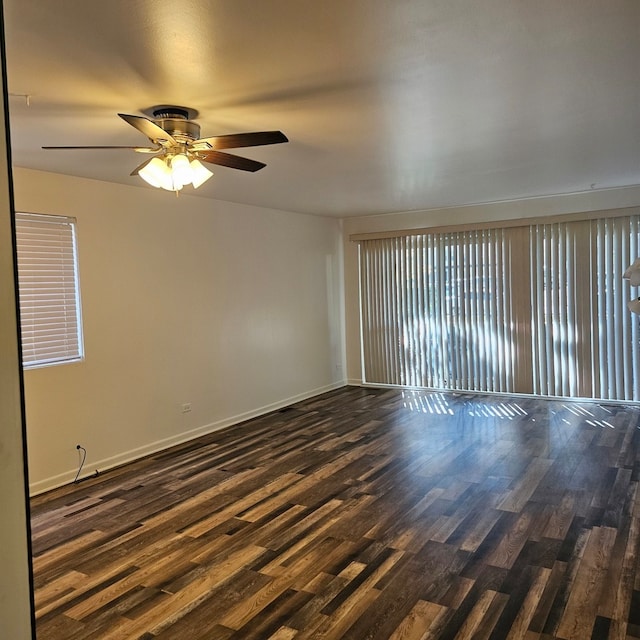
[30,386,640,639]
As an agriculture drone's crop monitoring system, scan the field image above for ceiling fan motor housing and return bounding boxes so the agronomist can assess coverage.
[152,107,200,143]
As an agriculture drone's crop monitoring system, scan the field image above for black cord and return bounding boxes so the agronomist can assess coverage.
[73,445,86,483]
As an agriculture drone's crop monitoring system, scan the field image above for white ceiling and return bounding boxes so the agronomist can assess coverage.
[4,0,640,218]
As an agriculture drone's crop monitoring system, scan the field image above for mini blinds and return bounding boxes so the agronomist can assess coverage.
[15,212,83,368]
[358,213,640,401]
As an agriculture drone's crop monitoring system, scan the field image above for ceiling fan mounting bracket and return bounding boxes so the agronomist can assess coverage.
[143,104,199,120]
[152,106,190,119]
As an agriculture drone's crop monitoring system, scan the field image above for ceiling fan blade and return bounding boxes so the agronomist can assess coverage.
[195,149,266,172]
[42,145,160,152]
[191,131,288,150]
[118,113,176,146]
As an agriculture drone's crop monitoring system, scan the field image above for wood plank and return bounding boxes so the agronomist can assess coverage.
[556,526,618,639]
[388,599,446,640]
[505,566,552,640]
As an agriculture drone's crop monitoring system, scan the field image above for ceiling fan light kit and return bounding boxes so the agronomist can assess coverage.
[138,154,213,191]
[43,105,288,193]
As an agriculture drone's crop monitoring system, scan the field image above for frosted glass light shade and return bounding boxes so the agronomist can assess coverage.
[170,154,192,189]
[139,157,173,189]
[190,159,213,188]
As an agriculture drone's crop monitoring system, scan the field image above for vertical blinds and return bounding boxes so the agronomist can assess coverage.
[591,216,639,399]
[15,212,83,368]
[360,230,521,392]
[359,214,640,401]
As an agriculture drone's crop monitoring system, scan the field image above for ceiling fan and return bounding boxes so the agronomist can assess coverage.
[42,105,288,192]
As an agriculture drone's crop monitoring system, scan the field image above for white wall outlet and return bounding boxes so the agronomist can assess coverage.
[181,402,192,413]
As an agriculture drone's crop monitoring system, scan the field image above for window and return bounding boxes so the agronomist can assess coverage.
[358,213,640,401]
[15,212,84,369]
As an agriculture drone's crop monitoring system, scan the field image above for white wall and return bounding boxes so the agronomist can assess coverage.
[14,168,345,494]
[343,186,640,384]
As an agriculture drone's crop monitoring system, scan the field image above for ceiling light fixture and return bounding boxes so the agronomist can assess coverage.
[138,153,213,192]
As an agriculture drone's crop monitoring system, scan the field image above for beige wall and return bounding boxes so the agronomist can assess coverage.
[343,186,640,384]
[14,168,345,494]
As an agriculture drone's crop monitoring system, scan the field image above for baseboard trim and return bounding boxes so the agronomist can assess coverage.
[29,381,347,496]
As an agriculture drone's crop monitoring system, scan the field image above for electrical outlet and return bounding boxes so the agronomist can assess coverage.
[181,402,192,413]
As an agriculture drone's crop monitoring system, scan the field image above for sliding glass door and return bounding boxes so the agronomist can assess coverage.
[359,213,640,401]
